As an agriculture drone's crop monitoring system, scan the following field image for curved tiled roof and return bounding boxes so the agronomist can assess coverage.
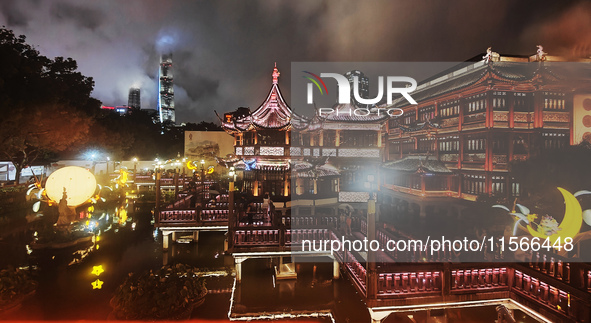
[390,61,584,110]
[322,103,390,122]
[250,82,292,129]
[220,64,292,134]
[292,160,340,178]
[382,156,452,174]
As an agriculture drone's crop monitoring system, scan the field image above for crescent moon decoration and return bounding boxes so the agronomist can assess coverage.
[510,212,530,236]
[527,187,583,245]
[583,209,591,227]
[186,161,198,170]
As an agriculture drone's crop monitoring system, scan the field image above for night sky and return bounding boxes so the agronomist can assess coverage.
[1,0,590,122]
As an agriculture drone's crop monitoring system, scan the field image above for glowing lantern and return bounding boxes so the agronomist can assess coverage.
[45,166,97,206]
[118,207,128,224]
[116,169,128,185]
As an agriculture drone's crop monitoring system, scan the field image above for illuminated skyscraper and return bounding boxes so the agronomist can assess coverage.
[345,70,370,102]
[128,87,141,110]
[158,54,175,124]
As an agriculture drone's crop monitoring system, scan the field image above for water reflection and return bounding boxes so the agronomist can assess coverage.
[0,201,548,322]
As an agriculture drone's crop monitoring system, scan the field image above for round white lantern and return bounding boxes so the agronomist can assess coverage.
[45,166,97,206]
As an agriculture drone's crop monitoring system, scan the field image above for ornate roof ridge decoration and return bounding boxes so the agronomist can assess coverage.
[391,68,488,109]
[217,108,254,134]
[233,158,290,171]
[391,59,571,110]
[219,63,293,134]
[215,154,240,168]
[251,63,292,130]
[291,112,312,131]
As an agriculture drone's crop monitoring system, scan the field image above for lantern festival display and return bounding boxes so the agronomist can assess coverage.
[45,166,97,206]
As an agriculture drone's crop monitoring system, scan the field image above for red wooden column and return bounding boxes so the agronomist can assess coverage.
[458,134,463,170]
[421,174,426,194]
[509,92,515,129]
[458,97,464,132]
[486,132,493,195]
[486,90,493,128]
[568,94,575,145]
[534,90,544,128]
[508,132,514,162]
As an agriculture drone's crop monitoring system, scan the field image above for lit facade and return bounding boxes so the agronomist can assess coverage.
[128,87,141,110]
[158,54,175,124]
[293,84,387,212]
[383,54,591,211]
[220,63,291,199]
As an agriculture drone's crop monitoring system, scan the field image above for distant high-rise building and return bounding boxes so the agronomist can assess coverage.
[128,87,141,110]
[345,70,370,104]
[158,54,175,124]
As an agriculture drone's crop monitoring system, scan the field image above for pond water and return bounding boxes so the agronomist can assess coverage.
[0,203,541,322]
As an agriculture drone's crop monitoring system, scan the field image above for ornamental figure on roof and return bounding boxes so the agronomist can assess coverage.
[483,47,500,63]
[536,45,547,61]
[483,47,493,63]
[272,62,280,84]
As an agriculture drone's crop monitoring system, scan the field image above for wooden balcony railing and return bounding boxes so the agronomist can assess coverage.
[167,194,193,209]
[234,229,280,246]
[343,250,367,294]
[159,209,199,223]
[378,271,442,296]
[282,216,339,228]
[200,209,228,221]
[451,267,508,291]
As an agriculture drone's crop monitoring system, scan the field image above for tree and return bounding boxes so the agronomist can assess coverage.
[0,27,99,183]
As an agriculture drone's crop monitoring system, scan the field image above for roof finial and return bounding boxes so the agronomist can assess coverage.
[536,45,547,62]
[483,47,493,63]
[272,63,280,85]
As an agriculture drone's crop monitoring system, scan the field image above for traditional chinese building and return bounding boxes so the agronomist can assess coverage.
[292,101,387,215]
[220,63,291,200]
[382,50,591,221]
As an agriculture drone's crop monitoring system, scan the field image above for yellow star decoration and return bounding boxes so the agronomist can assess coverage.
[91,265,105,276]
[92,279,104,289]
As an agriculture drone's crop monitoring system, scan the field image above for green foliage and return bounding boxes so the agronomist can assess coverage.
[110,264,207,320]
[0,267,37,307]
[0,27,98,183]
[0,26,225,177]
[0,186,27,217]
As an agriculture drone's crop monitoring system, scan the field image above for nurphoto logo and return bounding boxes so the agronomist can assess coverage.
[305,72,418,106]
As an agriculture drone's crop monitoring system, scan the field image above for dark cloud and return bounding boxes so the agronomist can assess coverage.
[0,0,589,122]
[50,2,103,31]
[0,0,29,27]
